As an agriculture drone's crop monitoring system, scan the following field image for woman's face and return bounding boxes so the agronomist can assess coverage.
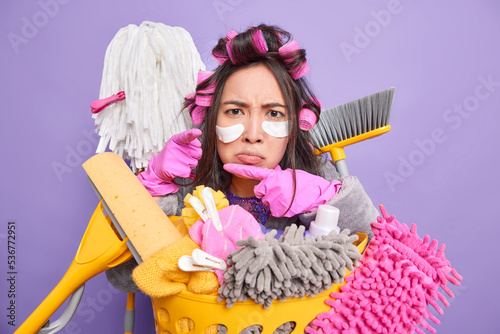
[216,63,289,169]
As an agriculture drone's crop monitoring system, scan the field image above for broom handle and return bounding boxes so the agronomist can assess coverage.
[321,146,349,177]
[335,159,349,177]
[316,126,393,178]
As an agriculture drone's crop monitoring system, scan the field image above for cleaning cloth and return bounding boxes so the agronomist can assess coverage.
[132,235,219,298]
[189,205,265,284]
[306,206,463,334]
[218,224,362,309]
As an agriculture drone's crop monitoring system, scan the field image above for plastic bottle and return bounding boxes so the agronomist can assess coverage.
[308,205,340,237]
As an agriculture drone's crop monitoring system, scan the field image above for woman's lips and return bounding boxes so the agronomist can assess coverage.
[236,153,264,165]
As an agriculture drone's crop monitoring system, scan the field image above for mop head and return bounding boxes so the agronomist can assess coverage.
[93,21,205,171]
[218,224,362,309]
[307,206,463,334]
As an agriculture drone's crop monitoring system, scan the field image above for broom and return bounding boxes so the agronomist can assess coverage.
[310,88,395,177]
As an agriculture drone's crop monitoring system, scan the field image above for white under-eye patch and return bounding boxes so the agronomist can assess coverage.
[216,124,244,143]
[262,121,290,138]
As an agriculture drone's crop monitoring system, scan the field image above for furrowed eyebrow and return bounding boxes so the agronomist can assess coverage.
[222,100,249,107]
[222,100,287,109]
[262,102,287,109]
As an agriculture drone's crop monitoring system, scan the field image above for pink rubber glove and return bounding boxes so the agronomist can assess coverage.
[138,129,202,196]
[189,205,264,285]
[223,164,342,217]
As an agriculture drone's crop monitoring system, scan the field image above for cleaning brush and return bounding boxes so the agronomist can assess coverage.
[310,88,395,177]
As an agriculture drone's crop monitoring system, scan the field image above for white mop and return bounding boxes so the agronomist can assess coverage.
[93,21,206,172]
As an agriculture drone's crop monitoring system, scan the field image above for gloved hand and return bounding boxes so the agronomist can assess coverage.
[223,164,342,217]
[138,129,202,196]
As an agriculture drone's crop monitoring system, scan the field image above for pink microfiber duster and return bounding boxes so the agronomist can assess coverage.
[307,205,463,334]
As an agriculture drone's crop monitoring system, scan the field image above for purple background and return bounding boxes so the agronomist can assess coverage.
[1,0,499,333]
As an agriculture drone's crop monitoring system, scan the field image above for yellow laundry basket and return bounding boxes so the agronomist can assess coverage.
[151,232,368,334]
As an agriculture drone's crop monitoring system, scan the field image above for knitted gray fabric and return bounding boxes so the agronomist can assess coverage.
[299,176,377,240]
[217,225,361,309]
[105,257,140,293]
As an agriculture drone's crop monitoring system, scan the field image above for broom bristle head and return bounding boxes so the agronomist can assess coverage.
[310,88,395,148]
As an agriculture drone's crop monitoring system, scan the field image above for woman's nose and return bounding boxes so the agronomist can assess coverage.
[243,116,264,143]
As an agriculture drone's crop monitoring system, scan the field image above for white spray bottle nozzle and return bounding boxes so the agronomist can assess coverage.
[309,205,340,237]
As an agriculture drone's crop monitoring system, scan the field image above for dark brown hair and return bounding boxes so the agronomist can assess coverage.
[186,24,322,193]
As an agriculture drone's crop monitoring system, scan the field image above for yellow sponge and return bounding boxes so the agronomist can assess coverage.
[82,152,182,261]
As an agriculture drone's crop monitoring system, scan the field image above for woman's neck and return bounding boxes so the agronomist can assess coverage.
[229,176,260,198]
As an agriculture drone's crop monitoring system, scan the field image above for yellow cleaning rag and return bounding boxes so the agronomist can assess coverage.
[132,235,219,298]
[181,185,229,229]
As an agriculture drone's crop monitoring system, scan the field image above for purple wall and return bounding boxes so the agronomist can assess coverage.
[1,0,498,333]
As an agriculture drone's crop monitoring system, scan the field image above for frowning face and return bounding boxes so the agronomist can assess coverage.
[216,63,289,170]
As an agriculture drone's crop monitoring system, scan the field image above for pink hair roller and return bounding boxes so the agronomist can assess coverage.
[278,40,300,56]
[213,30,238,64]
[278,40,310,79]
[252,29,268,54]
[191,105,206,125]
[226,38,235,64]
[309,97,322,111]
[298,108,317,130]
[198,83,216,95]
[212,53,227,65]
[289,61,309,80]
[225,29,237,41]
[197,71,216,94]
[195,94,213,107]
[197,71,214,85]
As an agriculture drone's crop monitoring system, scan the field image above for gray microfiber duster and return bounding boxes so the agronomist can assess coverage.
[217,224,362,309]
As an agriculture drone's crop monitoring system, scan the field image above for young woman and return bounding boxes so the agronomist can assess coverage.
[138,24,378,237]
[107,24,378,293]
